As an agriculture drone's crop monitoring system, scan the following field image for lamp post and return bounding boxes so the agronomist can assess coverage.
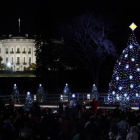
[54,58,59,94]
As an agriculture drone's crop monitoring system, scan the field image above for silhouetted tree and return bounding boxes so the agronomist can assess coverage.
[65,12,116,87]
[35,35,57,78]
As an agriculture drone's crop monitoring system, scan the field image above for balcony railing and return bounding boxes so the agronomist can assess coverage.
[11,63,14,65]
[6,52,8,54]
[28,51,31,54]
[22,51,26,54]
[23,62,27,65]
[16,51,20,54]
[10,51,14,54]
[16,62,20,65]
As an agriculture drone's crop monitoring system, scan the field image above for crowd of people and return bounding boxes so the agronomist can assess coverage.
[0,98,140,140]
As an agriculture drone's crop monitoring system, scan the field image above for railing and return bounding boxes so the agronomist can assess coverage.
[0,93,108,104]
[16,63,20,65]
[16,51,20,54]
[28,52,31,54]
[22,51,26,54]
[10,51,14,54]
[6,51,8,54]
[23,62,27,65]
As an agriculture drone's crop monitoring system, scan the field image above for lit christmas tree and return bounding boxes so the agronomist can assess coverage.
[23,92,33,111]
[108,23,140,110]
[12,84,20,103]
[63,83,70,101]
[36,84,45,103]
[63,83,70,95]
[91,84,98,100]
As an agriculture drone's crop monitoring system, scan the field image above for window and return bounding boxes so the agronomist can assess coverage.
[24,57,25,63]
[22,48,26,53]
[17,48,20,53]
[17,57,20,64]
[29,57,31,64]
[0,48,1,53]
[6,57,8,63]
[11,48,14,54]
[28,48,31,54]
[6,48,8,54]
[12,57,13,64]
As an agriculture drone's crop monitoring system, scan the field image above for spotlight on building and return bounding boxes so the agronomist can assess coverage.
[7,62,11,67]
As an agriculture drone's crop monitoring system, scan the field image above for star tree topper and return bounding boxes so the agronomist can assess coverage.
[129,22,137,31]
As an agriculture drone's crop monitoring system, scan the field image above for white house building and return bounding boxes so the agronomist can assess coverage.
[0,35,36,71]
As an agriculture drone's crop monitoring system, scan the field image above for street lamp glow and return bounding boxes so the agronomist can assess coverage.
[39,84,42,87]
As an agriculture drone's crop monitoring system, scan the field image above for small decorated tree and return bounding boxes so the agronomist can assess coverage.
[23,92,33,111]
[63,83,70,95]
[12,84,20,103]
[63,83,70,101]
[36,84,45,103]
[91,84,98,100]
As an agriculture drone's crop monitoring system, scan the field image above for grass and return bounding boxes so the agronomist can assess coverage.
[0,71,35,77]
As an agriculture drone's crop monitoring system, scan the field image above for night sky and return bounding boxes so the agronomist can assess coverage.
[1,0,140,92]
[0,0,140,38]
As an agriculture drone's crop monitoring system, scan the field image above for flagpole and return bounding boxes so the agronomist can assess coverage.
[18,18,20,34]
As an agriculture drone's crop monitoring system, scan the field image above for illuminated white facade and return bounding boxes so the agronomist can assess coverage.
[0,36,35,71]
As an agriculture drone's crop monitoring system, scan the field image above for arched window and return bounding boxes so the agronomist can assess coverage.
[17,48,20,53]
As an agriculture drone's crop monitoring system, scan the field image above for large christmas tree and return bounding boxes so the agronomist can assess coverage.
[108,23,140,110]
[12,84,20,103]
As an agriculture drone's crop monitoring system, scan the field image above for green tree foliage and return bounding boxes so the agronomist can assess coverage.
[35,35,57,78]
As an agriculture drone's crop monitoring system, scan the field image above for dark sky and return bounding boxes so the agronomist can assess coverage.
[0,0,140,90]
[0,0,140,55]
[0,0,140,41]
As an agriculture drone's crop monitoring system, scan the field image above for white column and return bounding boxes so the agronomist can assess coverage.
[20,46,22,71]
[14,46,16,71]
[27,46,29,67]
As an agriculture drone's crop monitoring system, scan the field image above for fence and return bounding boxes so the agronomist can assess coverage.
[0,92,108,104]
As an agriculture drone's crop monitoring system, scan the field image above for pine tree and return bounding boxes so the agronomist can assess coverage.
[12,84,20,103]
[92,84,98,100]
[108,23,139,110]
[23,92,33,111]
[37,84,45,103]
[63,83,70,95]
[35,35,57,78]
